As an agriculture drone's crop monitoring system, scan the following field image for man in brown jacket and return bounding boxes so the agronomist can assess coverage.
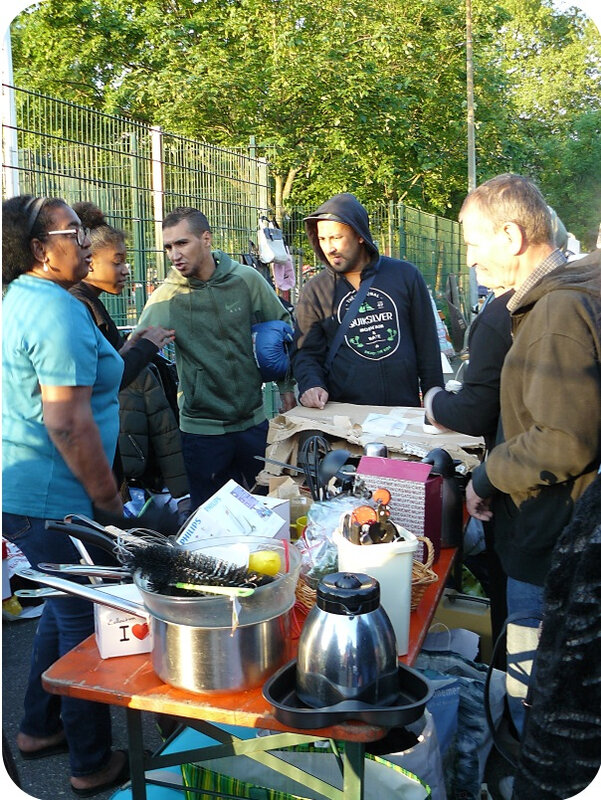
[461,175,601,736]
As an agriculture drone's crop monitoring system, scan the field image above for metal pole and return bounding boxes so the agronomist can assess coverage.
[129,133,145,317]
[465,0,479,313]
[466,0,476,192]
[150,125,165,279]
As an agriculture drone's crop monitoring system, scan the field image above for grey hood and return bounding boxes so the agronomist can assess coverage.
[304,193,379,264]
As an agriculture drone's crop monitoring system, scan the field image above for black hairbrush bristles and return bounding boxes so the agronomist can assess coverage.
[124,544,274,597]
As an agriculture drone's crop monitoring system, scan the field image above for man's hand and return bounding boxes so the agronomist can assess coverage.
[279,392,297,413]
[423,386,452,431]
[299,387,329,409]
[465,479,493,521]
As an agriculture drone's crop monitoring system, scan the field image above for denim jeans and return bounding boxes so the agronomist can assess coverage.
[2,513,113,776]
[180,420,269,509]
[505,576,545,738]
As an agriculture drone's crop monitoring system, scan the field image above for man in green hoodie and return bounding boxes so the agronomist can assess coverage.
[136,207,295,508]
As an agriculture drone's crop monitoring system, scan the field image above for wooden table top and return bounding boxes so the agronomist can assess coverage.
[42,548,455,742]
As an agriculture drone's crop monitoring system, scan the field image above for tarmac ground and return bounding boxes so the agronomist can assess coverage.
[2,611,163,800]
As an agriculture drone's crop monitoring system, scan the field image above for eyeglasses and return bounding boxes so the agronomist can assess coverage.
[45,225,90,247]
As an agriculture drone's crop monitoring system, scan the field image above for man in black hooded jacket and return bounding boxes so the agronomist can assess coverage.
[291,193,443,408]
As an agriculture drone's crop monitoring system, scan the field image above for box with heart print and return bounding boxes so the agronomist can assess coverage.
[93,583,153,659]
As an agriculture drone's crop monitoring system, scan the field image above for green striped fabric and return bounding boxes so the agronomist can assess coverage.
[181,741,431,800]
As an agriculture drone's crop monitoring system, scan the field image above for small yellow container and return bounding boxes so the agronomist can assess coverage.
[293,515,308,541]
[289,496,313,540]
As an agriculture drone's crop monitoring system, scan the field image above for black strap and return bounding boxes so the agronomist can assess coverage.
[324,264,378,374]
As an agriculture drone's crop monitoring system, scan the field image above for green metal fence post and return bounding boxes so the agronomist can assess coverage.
[398,202,407,261]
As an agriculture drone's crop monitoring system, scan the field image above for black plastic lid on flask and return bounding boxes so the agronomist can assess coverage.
[316,572,380,615]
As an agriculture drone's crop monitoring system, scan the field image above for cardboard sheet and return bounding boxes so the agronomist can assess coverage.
[261,403,484,482]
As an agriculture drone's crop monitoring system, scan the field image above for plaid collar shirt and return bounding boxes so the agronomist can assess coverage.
[507,248,567,314]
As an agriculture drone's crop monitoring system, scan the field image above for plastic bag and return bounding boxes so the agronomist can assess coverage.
[257,217,289,265]
[415,649,505,800]
[273,255,296,290]
[383,711,447,800]
[295,495,367,587]
[183,740,431,800]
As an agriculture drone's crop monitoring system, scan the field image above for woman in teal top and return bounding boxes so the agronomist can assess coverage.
[2,196,129,796]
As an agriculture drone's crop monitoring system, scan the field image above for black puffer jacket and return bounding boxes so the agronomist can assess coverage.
[118,364,189,498]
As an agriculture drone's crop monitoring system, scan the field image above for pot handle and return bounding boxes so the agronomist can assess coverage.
[16,567,146,617]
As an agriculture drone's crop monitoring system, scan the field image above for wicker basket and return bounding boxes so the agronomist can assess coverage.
[294,577,318,615]
[410,535,439,611]
[294,534,439,615]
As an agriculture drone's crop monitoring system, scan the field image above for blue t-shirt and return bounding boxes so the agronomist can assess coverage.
[2,275,124,518]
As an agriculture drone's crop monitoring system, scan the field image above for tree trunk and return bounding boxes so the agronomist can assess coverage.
[273,167,300,225]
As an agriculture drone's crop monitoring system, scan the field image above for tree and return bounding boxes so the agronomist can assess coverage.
[8,0,601,239]
[9,0,504,214]
[474,0,601,245]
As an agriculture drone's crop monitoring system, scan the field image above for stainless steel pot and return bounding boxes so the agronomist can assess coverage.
[150,609,292,693]
[46,522,301,629]
[18,554,297,693]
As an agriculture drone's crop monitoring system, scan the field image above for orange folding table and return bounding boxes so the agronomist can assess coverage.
[42,548,456,800]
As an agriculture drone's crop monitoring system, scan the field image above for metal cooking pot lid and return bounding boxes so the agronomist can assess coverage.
[316,572,380,615]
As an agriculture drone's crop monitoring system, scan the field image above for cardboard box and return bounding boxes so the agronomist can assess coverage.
[261,404,483,487]
[357,456,443,562]
[94,584,153,659]
[176,480,288,546]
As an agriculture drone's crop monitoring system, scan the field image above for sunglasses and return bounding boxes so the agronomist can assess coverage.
[45,224,91,247]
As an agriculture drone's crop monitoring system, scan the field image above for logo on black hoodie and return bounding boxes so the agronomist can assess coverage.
[339,288,400,359]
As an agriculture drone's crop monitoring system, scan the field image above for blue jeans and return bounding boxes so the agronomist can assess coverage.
[2,513,113,777]
[506,577,545,738]
[180,420,269,509]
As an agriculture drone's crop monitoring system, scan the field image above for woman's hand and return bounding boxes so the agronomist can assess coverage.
[125,326,175,351]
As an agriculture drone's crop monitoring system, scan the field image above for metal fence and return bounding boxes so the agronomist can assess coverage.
[2,85,471,329]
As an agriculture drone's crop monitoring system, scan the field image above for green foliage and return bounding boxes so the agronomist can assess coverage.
[473,0,601,244]
[8,0,601,243]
